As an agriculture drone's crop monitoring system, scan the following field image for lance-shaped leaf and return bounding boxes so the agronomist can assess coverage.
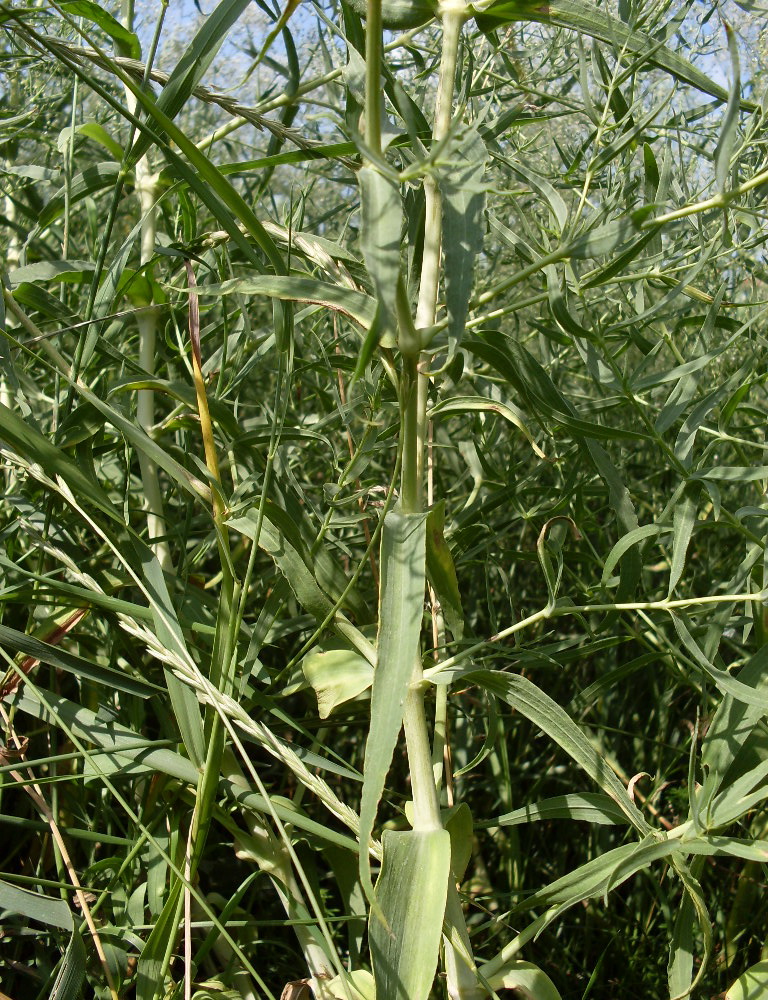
[359,164,403,347]
[303,647,374,718]
[439,127,487,358]
[128,0,253,165]
[198,275,376,329]
[714,24,741,192]
[474,0,756,111]
[60,0,139,56]
[486,960,563,1000]
[0,881,85,1000]
[468,670,651,832]
[425,500,464,640]
[228,502,371,632]
[725,960,768,1000]
[369,829,451,1000]
[700,644,768,809]
[359,510,428,904]
[494,792,627,827]
[429,394,545,459]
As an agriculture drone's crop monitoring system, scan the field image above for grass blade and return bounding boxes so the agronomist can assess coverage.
[368,829,450,1000]
[359,510,428,904]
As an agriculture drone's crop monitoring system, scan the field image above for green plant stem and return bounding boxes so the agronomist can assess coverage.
[398,6,486,993]
[365,0,383,156]
[120,0,171,572]
[400,354,422,512]
[415,2,464,331]
[444,883,485,1000]
[404,662,443,830]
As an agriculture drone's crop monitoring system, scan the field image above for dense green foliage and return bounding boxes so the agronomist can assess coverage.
[2,1,768,999]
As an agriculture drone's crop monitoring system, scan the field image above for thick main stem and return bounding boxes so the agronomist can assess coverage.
[408,6,486,996]
[400,2,467,837]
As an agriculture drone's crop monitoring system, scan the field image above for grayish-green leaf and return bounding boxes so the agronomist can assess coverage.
[494,793,627,827]
[468,670,650,833]
[198,275,375,328]
[303,647,374,718]
[714,25,741,192]
[0,879,74,930]
[359,164,403,341]
[725,960,768,1000]
[440,127,487,356]
[360,510,427,902]
[369,829,450,1000]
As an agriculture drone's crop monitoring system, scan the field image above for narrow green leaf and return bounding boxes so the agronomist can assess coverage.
[440,127,487,356]
[425,501,464,640]
[601,524,667,585]
[580,226,660,289]
[0,623,160,698]
[474,0,753,110]
[0,402,121,524]
[469,334,641,598]
[49,925,87,1000]
[692,465,768,483]
[714,24,741,191]
[517,839,653,914]
[369,829,450,1000]
[128,0,251,164]
[684,835,768,864]
[359,164,403,342]
[360,510,428,902]
[706,758,768,829]
[668,490,697,596]
[468,332,647,441]
[136,877,184,1000]
[198,275,375,329]
[108,377,240,437]
[725,959,768,1000]
[700,644,768,806]
[672,616,768,712]
[58,122,125,161]
[545,263,593,338]
[228,503,370,631]
[60,0,140,57]
[487,960,563,1000]
[353,304,386,384]
[668,884,696,1000]
[583,437,641,599]
[136,546,206,770]
[591,89,673,172]
[565,213,644,260]
[36,162,122,232]
[0,879,73,930]
[670,859,712,1000]
[8,260,96,288]
[444,802,473,880]
[503,157,567,232]
[15,688,361,852]
[494,793,627,827]
[70,383,211,504]
[428,394,545,459]
[469,670,650,832]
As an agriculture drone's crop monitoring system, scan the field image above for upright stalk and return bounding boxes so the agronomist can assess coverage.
[413,5,486,996]
[121,1,172,572]
[400,0,468,835]
[363,3,482,991]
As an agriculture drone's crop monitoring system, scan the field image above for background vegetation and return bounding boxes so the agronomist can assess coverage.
[2,0,768,998]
